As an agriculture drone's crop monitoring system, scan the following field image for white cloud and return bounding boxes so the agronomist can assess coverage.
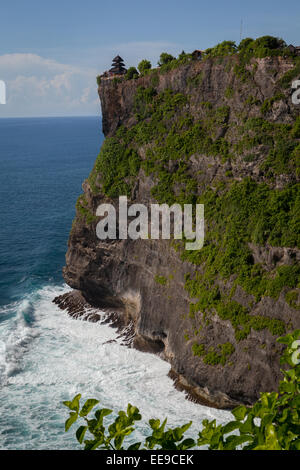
[0,54,99,117]
[0,42,180,117]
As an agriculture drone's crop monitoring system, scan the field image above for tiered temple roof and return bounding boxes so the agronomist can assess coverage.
[109,56,127,74]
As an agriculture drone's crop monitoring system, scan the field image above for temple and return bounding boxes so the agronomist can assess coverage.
[101,56,127,80]
[109,56,127,75]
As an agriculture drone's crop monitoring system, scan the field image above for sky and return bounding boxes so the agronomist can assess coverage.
[0,0,299,117]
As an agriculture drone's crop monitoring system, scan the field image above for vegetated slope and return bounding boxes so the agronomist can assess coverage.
[62,42,300,408]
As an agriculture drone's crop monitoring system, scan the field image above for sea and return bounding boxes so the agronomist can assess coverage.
[0,116,230,449]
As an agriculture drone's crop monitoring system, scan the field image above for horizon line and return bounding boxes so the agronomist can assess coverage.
[0,114,101,119]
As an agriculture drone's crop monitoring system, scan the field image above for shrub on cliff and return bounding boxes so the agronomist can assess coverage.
[158,52,176,66]
[138,60,152,76]
[125,67,139,80]
[203,36,289,62]
[64,330,300,450]
[205,41,237,58]
[238,36,290,61]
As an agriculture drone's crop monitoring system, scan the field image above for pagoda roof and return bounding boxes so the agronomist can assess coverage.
[109,66,127,74]
[112,62,125,67]
[112,55,124,62]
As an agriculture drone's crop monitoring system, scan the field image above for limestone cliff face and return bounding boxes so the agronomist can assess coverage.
[61,56,300,409]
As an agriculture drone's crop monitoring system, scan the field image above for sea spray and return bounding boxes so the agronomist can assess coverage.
[0,284,230,449]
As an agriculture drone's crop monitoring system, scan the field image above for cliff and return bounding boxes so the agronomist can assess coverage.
[56,54,300,409]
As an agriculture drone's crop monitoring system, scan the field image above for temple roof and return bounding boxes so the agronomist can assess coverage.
[109,65,127,74]
[105,55,127,75]
[112,61,125,67]
[112,55,124,62]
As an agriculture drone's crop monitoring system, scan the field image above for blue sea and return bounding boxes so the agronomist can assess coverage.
[0,116,229,449]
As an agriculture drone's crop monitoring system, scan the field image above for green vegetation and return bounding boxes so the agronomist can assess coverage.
[154,275,168,286]
[192,341,235,366]
[88,137,141,197]
[279,57,300,88]
[203,36,291,62]
[260,92,285,115]
[150,71,159,87]
[292,116,300,139]
[285,290,300,310]
[187,72,203,87]
[96,75,101,86]
[138,59,152,75]
[158,52,176,66]
[64,331,300,450]
[225,86,234,99]
[125,67,139,80]
[237,36,290,60]
[205,41,237,58]
[121,36,298,84]
[112,77,122,85]
[235,117,299,176]
[183,177,299,341]
[75,195,97,225]
[156,52,193,74]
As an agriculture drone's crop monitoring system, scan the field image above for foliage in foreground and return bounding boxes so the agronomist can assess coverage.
[64,331,300,450]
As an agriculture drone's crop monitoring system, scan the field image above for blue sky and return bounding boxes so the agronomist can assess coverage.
[0,0,299,117]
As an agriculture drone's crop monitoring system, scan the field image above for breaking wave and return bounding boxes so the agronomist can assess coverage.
[0,284,230,450]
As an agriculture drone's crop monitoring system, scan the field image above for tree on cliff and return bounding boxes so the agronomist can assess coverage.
[158,52,175,66]
[138,59,152,76]
[125,67,139,80]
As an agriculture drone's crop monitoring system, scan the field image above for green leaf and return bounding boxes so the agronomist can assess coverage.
[76,426,88,444]
[84,439,103,450]
[127,403,138,416]
[128,442,141,450]
[173,427,184,441]
[62,400,72,409]
[180,421,192,434]
[232,405,248,421]
[239,415,256,434]
[280,382,295,394]
[277,334,293,345]
[114,433,127,450]
[261,412,276,428]
[149,419,160,430]
[160,418,167,432]
[224,434,253,450]
[222,421,240,435]
[178,438,196,450]
[65,394,81,413]
[95,408,113,428]
[65,412,78,432]
[79,399,99,417]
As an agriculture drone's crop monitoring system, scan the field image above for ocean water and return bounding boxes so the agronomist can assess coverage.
[0,116,230,449]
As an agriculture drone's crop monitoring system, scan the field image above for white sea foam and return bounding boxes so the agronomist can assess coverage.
[0,284,230,449]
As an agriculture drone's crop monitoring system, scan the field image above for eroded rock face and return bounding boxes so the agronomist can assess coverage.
[59,56,300,409]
